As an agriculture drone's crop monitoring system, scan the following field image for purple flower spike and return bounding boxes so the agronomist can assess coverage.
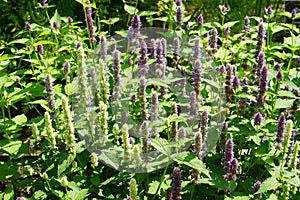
[230,158,239,181]
[232,76,240,89]
[53,21,60,29]
[221,6,228,14]
[64,61,70,75]
[256,65,268,107]
[173,37,180,63]
[176,0,182,6]
[209,28,218,55]
[25,22,31,32]
[198,14,203,26]
[132,14,141,29]
[224,26,230,40]
[172,167,182,200]
[267,6,273,15]
[45,74,56,111]
[253,181,262,198]
[189,90,198,120]
[243,16,250,35]
[138,40,149,77]
[276,71,284,81]
[68,16,73,23]
[292,9,297,18]
[176,7,183,25]
[255,21,265,58]
[275,113,286,150]
[37,44,44,56]
[274,62,281,70]
[254,112,263,126]
[86,0,96,43]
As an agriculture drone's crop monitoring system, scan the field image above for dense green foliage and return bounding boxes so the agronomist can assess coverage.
[0,0,300,199]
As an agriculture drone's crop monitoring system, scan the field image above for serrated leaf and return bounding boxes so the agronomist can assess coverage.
[277,90,296,98]
[254,177,280,194]
[50,10,61,27]
[151,138,170,156]
[124,4,138,15]
[57,151,76,176]
[174,152,211,178]
[274,99,294,109]
[3,186,14,200]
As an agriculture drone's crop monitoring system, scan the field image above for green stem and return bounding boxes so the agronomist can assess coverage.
[190,185,195,200]
[151,165,168,200]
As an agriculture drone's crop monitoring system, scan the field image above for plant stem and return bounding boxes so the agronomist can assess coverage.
[151,165,168,200]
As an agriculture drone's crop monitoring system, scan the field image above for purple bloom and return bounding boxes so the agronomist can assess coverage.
[110,37,116,53]
[254,112,263,126]
[45,74,56,111]
[224,26,230,40]
[253,180,261,192]
[173,37,180,63]
[63,61,70,75]
[16,77,21,83]
[131,14,141,29]
[112,50,121,85]
[293,89,299,97]
[225,63,233,103]
[193,38,201,61]
[37,44,44,56]
[256,65,268,107]
[243,16,250,35]
[291,8,297,18]
[150,39,157,59]
[197,14,203,26]
[276,71,284,81]
[275,114,286,150]
[128,58,133,66]
[224,139,234,169]
[67,16,73,23]
[176,7,183,25]
[150,92,159,121]
[86,0,96,43]
[267,6,273,15]
[25,22,31,32]
[284,85,290,91]
[274,62,281,70]
[238,77,249,114]
[138,40,149,77]
[131,93,137,102]
[53,21,60,29]
[209,28,218,55]
[230,158,239,181]
[189,90,198,120]
[100,35,107,58]
[255,21,265,58]
[255,51,265,82]
[221,6,228,14]
[176,0,182,6]
[166,188,173,200]
[232,76,240,89]
[76,42,82,49]
[172,167,182,200]
[108,18,113,23]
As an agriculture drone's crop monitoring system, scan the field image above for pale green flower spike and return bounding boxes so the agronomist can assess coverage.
[98,59,110,104]
[91,152,98,168]
[122,124,130,151]
[290,141,299,171]
[31,123,40,143]
[62,96,76,152]
[129,178,139,200]
[98,101,108,138]
[113,124,120,145]
[44,112,56,149]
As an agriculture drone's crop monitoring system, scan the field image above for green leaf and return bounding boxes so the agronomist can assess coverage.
[29,190,47,200]
[274,99,294,109]
[57,151,76,176]
[124,4,138,15]
[254,177,281,194]
[3,186,14,200]
[33,40,56,47]
[138,11,157,16]
[223,21,239,28]
[277,90,296,98]
[151,138,169,156]
[12,114,27,125]
[0,140,22,156]
[175,152,211,178]
[50,10,61,27]
[65,80,78,96]
[8,38,30,45]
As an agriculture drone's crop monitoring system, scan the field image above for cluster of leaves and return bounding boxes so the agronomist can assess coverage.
[0,0,300,199]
